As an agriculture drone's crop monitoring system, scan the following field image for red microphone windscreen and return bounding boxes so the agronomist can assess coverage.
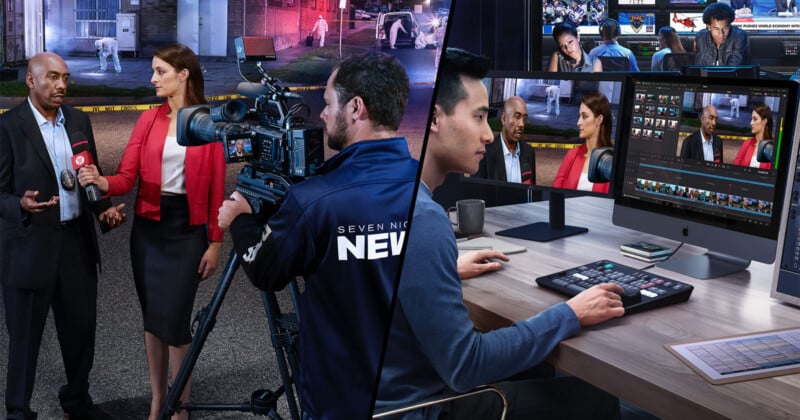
[71,150,95,170]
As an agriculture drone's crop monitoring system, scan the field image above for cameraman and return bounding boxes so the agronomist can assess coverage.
[218,52,418,419]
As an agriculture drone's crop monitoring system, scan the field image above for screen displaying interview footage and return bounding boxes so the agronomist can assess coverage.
[227,138,254,163]
[481,76,624,190]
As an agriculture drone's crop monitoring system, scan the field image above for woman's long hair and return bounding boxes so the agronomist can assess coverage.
[581,91,613,147]
[153,43,207,106]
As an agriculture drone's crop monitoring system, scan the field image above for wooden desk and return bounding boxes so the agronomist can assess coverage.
[462,196,800,420]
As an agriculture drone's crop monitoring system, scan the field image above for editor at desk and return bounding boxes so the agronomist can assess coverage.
[376,48,624,420]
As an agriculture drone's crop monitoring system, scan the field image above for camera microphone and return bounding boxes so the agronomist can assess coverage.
[69,132,102,202]
[588,147,613,184]
[756,139,774,163]
[237,81,302,100]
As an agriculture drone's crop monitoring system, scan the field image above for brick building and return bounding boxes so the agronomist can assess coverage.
[1,0,344,65]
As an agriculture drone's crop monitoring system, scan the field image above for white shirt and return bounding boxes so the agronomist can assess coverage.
[700,131,715,162]
[749,151,761,168]
[28,98,80,221]
[577,172,594,191]
[161,135,187,195]
[500,133,521,183]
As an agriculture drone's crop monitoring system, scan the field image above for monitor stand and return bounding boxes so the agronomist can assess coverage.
[657,251,751,279]
[495,191,588,242]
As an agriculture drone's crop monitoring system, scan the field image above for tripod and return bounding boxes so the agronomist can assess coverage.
[158,249,302,420]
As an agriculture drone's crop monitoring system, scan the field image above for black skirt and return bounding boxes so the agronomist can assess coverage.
[131,195,207,346]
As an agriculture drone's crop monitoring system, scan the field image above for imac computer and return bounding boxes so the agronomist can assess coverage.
[771,105,800,306]
[468,71,627,241]
[612,74,799,279]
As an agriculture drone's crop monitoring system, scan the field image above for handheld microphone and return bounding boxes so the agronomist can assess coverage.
[521,162,534,185]
[69,131,102,202]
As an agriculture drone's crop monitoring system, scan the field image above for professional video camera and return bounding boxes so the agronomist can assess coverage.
[176,60,324,215]
[161,38,315,420]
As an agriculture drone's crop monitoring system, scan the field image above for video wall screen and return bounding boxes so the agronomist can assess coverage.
[669,11,704,34]
[618,0,657,5]
[543,0,610,34]
[619,11,657,35]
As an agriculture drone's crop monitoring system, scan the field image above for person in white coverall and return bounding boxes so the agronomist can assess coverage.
[312,15,329,47]
[546,85,561,117]
[95,37,122,73]
[390,18,408,49]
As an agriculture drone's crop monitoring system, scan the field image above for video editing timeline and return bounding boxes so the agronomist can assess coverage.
[622,79,791,235]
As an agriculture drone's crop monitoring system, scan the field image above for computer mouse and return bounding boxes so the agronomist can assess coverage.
[617,286,642,307]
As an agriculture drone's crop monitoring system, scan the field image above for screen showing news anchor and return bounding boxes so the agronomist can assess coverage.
[476,71,625,195]
[227,138,253,163]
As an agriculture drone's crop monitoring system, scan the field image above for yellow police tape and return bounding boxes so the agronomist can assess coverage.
[0,87,325,114]
[0,82,435,114]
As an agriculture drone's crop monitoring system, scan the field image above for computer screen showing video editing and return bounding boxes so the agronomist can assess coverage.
[613,74,799,279]
[470,71,626,241]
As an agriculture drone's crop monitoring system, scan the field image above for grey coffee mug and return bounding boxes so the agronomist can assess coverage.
[448,199,485,235]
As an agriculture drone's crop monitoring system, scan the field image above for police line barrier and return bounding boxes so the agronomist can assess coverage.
[0,81,434,114]
[0,86,326,114]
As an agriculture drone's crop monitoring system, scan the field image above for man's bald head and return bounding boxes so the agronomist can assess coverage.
[700,104,718,138]
[26,52,70,119]
[27,52,68,77]
[501,95,528,146]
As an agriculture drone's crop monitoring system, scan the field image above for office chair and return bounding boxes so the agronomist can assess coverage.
[372,385,508,419]
[597,56,630,71]
[662,52,695,72]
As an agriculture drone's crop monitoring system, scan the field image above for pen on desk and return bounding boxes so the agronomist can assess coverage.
[457,245,494,250]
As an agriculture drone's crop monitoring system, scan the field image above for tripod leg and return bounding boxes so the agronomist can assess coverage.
[158,250,241,420]
[261,287,302,420]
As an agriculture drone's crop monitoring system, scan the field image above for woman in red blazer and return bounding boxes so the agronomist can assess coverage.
[553,91,612,193]
[733,104,773,170]
[79,43,225,420]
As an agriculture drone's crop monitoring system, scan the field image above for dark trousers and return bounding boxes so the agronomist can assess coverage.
[442,365,620,420]
[3,222,98,420]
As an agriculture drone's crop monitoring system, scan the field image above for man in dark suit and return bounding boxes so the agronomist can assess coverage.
[680,105,722,163]
[474,96,536,184]
[0,52,124,420]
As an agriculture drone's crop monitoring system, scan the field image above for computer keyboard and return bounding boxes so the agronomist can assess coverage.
[535,260,693,315]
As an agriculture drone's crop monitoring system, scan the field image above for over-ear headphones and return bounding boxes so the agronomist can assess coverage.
[599,18,620,39]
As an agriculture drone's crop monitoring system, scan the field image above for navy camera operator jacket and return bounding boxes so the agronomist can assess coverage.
[229,137,419,419]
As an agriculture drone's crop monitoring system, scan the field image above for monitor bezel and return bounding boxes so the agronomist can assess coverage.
[611,73,799,265]
[683,65,761,79]
[665,0,716,9]
[481,70,629,199]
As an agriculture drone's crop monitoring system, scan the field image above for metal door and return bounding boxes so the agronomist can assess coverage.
[3,0,26,65]
[178,0,228,57]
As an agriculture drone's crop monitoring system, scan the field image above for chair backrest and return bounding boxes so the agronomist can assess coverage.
[662,52,695,71]
[598,55,630,71]
[373,385,508,419]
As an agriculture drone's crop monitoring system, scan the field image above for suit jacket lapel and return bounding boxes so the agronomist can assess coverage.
[18,102,57,181]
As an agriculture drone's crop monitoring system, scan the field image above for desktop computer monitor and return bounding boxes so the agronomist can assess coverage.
[771,106,800,307]
[612,73,799,279]
[468,71,627,241]
[683,65,761,79]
